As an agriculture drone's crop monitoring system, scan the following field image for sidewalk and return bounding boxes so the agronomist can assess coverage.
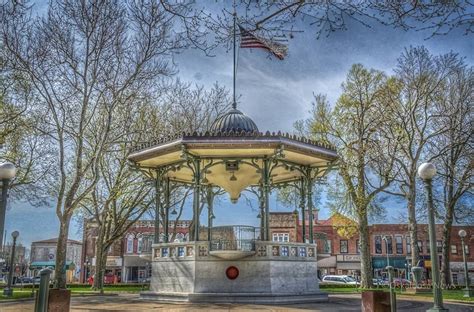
[0,293,472,312]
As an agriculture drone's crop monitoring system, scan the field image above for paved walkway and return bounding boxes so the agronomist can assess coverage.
[0,294,473,311]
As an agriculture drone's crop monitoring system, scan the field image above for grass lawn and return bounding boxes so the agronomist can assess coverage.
[321,286,474,302]
[0,284,148,300]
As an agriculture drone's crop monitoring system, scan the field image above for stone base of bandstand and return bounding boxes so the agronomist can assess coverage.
[141,241,328,304]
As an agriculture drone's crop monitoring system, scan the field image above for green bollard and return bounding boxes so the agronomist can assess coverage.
[386,265,397,312]
[35,268,52,312]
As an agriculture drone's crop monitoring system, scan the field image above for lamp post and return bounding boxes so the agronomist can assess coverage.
[418,162,448,312]
[3,230,19,296]
[383,236,390,266]
[0,162,16,250]
[458,229,473,297]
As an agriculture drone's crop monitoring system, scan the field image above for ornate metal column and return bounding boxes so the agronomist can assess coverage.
[154,172,161,244]
[206,186,214,242]
[299,177,306,243]
[258,185,264,240]
[164,177,170,243]
[192,158,201,241]
[262,158,271,241]
[306,168,314,244]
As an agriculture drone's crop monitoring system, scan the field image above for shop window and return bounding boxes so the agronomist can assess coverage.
[396,236,403,254]
[272,233,289,242]
[436,241,442,253]
[324,240,332,253]
[385,236,393,254]
[406,237,411,255]
[340,240,348,253]
[126,235,134,254]
[137,236,143,253]
[452,273,458,285]
[417,241,423,254]
[451,245,457,255]
[375,236,382,254]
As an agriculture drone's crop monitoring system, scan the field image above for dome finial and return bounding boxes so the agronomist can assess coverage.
[232,101,237,109]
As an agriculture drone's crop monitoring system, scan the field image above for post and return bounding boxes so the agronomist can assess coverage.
[306,169,314,244]
[423,179,448,311]
[207,187,214,241]
[35,268,52,312]
[386,265,397,312]
[193,158,201,242]
[0,179,9,250]
[154,174,161,244]
[3,232,17,296]
[299,177,306,243]
[460,236,473,297]
[164,177,170,243]
[262,158,270,241]
[258,185,264,240]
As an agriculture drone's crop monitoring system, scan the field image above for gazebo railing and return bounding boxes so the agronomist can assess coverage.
[209,225,257,252]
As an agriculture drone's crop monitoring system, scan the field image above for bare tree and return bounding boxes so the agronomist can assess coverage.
[383,46,463,267]
[0,0,189,288]
[429,64,473,287]
[308,65,398,288]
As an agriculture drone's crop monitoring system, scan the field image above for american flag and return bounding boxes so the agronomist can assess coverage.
[239,25,288,60]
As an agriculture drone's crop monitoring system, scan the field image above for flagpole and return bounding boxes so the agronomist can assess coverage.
[232,5,237,109]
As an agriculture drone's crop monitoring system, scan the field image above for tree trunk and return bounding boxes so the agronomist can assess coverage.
[407,183,420,267]
[54,214,71,289]
[358,204,373,289]
[441,201,455,288]
[94,226,107,293]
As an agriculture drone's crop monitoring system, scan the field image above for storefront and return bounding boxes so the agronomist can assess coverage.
[123,254,151,283]
[450,262,474,286]
[372,257,408,279]
[29,261,76,283]
[336,254,361,277]
[317,256,336,278]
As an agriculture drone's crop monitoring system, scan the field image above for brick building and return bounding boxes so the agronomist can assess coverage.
[81,213,474,285]
[81,219,190,283]
[30,238,82,283]
[269,211,473,285]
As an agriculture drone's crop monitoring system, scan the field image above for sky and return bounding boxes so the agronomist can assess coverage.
[5,2,473,250]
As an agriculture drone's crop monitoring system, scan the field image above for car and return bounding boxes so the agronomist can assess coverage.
[16,276,33,284]
[321,275,359,285]
[392,278,410,287]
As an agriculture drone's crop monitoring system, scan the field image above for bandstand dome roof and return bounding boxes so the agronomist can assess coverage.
[210,109,259,133]
[128,107,338,202]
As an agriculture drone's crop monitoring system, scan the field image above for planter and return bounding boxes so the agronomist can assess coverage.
[48,289,71,312]
[411,266,423,288]
[361,290,391,312]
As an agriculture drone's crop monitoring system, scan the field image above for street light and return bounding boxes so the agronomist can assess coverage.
[0,162,16,250]
[383,236,390,266]
[3,230,19,296]
[458,229,473,297]
[418,162,448,312]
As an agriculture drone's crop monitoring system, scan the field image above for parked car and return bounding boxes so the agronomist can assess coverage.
[16,276,33,284]
[321,275,359,285]
[392,278,410,287]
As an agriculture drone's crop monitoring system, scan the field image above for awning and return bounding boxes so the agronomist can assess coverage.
[317,256,336,268]
[450,262,474,271]
[123,254,151,267]
[29,261,75,270]
[337,262,361,270]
